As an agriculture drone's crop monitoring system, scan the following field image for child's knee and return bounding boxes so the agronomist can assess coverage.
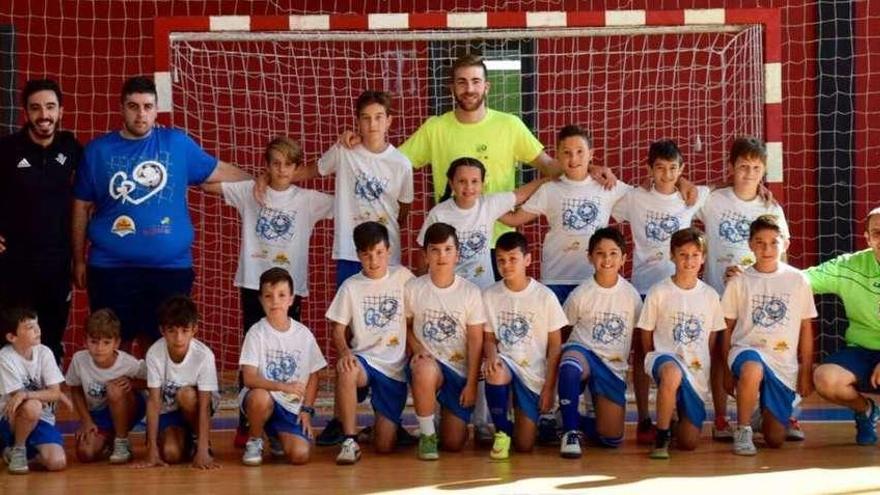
[176,386,198,407]
[513,436,535,453]
[106,382,128,402]
[246,389,273,410]
[596,434,624,448]
[658,364,682,388]
[18,399,43,421]
[737,361,764,383]
[161,440,185,464]
[41,447,67,471]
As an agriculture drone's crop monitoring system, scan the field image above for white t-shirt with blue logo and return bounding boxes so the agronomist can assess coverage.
[0,344,65,424]
[65,349,146,411]
[145,338,219,414]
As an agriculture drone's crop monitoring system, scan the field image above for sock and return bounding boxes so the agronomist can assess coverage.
[417,415,436,436]
[485,382,513,436]
[655,428,671,448]
[558,359,585,432]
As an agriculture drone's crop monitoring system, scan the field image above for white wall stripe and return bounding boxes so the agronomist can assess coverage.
[289,15,330,30]
[447,12,487,29]
[526,11,567,27]
[209,16,250,31]
[766,142,783,182]
[765,63,782,104]
[684,9,726,25]
[154,71,172,113]
[368,13,409,30]
[605,10,646,26]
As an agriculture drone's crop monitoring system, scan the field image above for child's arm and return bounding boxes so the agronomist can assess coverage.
[398,201,411,225]
[406,317,428,359]
[461,323,485,408]
[722,319,736,396]
[136,387,166,468]
[483,332,502,375]
[241,365,306,398]
[200,182,223,195]
[540,330,563,413]
[639,328,654,355]
[798,319,816,396]
[499,208,540,228]
[512,176,551,206]
[4,384,72,418]
[332,321,358,373]
[298,370,321,440]
[70,386,97,439]
[191,390,219,470]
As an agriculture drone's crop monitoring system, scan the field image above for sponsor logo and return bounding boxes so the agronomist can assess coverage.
[111,215,136,237]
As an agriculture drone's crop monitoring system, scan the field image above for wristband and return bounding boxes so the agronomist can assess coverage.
[300,405,316,416]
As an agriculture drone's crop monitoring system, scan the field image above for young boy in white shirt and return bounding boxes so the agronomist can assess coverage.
[239,268,326,466]
[327,221,414,465]
[557,227,642,458]
[0,307,70,474]
[406,222,486,460]
[638,227,726,459]
[138,296,219,470]
[721,214,816,455]
[482,232,568,460]
[67,308,146,464]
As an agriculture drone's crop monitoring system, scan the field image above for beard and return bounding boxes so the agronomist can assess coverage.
[454,91,486,112]
[28,118,57,139]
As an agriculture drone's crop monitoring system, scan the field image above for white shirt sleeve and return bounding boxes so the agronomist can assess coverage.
[197,351,219,392]
[466,284,488,325]
[239,329,261,368]
[312,190,335,221]
[636,290,659,331]
[610,189,632,223]
[305,335,328,374]
[486,192,517,219]
[220,179,253,211]
[708,295,727,332]
[65,354,83,387]
[326,285,354,326]
[521,182,547,215]
[40,348,64,387]
[146,347,163,389]
[132,358,148,380]
[416,208,438,247]
[317,144,341,176]
[720,275,741,320]
[399,162,415,204]
[545,292,569,332]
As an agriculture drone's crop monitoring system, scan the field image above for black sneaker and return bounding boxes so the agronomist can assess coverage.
[538,413,561,445]
[316,418,345,446]
[396,425,419,447]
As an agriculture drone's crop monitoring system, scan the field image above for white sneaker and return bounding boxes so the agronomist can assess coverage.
[109,437,132,464]
[5,446,28,474]
[733,426,757,456]
[242,437,264,466]
[559,430,583,459]
[336,438,361,465]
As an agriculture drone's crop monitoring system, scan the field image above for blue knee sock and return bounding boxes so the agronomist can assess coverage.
[485,383,513,436]
[558,359,585,432]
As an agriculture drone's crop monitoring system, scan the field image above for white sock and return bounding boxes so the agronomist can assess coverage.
[417,415,436,436]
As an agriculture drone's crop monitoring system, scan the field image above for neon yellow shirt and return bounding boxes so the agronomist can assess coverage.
[399,109,544,242]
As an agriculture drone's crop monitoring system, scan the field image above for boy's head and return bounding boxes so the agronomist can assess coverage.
[669,227,707,276]
[423,222,460,270]
[647,139,684,191]
[445,157,486,203]
[120,76,157,138]
[748,214,787,267]
[588,227,627,274]
[866,207,880,260]
[728,137,767,191]
[1,307,39,348]
[157,295,199,354]
[495,231,531,280]
[259,267,295,316]
[355,90,392,144]
[85,309,121,360]
[354,221,391,279]
[556,125,593,178]
[264,136,303,189]
[23,78,63,142]
[449,54,489,113]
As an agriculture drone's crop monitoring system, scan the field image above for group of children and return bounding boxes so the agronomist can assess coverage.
[1,88,819,473]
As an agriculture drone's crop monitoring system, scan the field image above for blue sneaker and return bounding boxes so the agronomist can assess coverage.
[855,398,880,445]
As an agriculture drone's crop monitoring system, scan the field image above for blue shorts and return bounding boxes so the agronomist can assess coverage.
[0,418,63,459]
[406,360,474,423]
[547,284,577,306]
[257,399,308,440]
[732,350,796,425]
[651,355,706,428]
[336,259,362,289]
[158,400,216,434]
[824,346,880,392]
[498,358,541,424]
[91,393,147,434]
[563,344,627,407]
[355,355,407,425]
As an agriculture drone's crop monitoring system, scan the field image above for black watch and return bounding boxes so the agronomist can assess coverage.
[300,405,316,416]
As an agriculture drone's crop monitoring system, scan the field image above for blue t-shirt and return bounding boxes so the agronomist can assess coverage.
[73,128,217,268]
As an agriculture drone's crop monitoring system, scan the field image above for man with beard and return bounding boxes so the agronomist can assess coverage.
[0,79,82,363]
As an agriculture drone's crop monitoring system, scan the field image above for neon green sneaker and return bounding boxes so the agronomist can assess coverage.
[490,431,511,460]
[418,433,439,461]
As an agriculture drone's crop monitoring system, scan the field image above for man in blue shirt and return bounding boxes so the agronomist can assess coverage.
[72,76,251,345]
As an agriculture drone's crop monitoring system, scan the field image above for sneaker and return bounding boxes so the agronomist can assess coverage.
[649,430,671,460]
[396,425,419,447]
[855,398,880,445]
[6,446,28,474]
[636,418,657,445]
[418,433,439,461]
[733,426,757,456]
[268,435,285,457]
[712,416,735,441]
[490,431,511,460]
[317,417,345,446]
[233,426,249,449]
[559,430,583,459]
[786,418,805,441]
[109,437,133,464]
[242,437,264,466]
[475,424,495,445]
[336,438,361,465]
[538,413,560,445]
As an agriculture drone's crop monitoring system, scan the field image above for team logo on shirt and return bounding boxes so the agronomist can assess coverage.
[354,172,388,202]
[265,349,300,383]
[645,211,681,242]
[109,160,168,206]
[751,294,789,329]
[672,312,704,345]
[55,153,68,165]
[87,382,107,399]
[497,311,532,347]
[111,215,136,237]
[22,376,40,392]
[256,207,296,243]
[718,211,752,244]
[421,310,461,344]
[161,381,181,406]
[591,312,627,344]
[562,198,599,232]
[458,228,488,261]
[363,295,401,330]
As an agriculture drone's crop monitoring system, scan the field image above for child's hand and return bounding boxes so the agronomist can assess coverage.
[408,350,431,367]
[336,353,360,374]
[723,369,736,397]
[757,183,776,205]
[133,448,167,469]
[191,449,220,470]
[284,381,306,398]
[589,164,617,190]
[797,367,814,398]
[57,391,74,412]
[108,377,132,393]
[4,392,27,419]
[337,130,361,149]
[484,355,504,376]
[724,265,745,284]
[299,413,313,440]
[538,387,555,413]
[460,380,477,408]
[253,170,269,206]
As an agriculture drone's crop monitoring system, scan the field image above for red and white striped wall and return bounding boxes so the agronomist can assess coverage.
[153,8,783,186]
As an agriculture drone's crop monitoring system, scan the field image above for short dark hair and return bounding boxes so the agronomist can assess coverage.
[728,136,767,166]
[353,221,389,252]
[670,227,708,255]
[86,309,121,340]
[157,295,199,328]
[648,139,683,167]
[22,78,62,107]
[495,231,528,255]
[423,222,459,251]
[588,227,627,254]
[1,307,37,342]
[557,125,593,149]
[449,53,488,83]
[121,76,157,102]
[749,214,783,240]
[355,90,393,116]
[259,267,294,294]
